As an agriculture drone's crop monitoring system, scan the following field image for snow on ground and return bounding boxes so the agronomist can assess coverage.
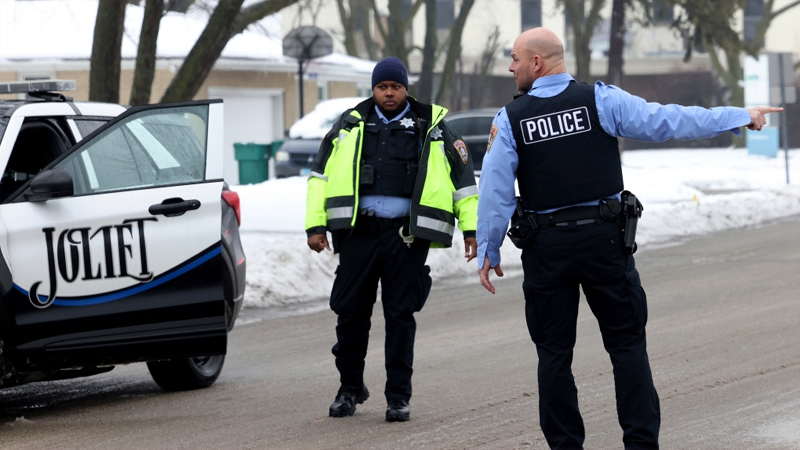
[236,148,800,310]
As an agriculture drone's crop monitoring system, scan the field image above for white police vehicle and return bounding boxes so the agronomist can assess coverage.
[0,81,246,391]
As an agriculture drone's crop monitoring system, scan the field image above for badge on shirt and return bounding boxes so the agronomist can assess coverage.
[487,123,498,153]
[399,117,415,129]
[454,139,469,165]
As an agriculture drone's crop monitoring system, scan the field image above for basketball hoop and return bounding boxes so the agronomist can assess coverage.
[283,26,333,118]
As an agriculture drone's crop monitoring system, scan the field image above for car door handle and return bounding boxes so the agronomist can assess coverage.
[149,198,201,217]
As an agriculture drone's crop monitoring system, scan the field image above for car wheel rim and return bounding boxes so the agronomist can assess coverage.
[191,356,221,375]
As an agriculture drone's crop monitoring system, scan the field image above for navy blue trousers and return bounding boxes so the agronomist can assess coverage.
[521,220,660,450]
[329,216,431,401]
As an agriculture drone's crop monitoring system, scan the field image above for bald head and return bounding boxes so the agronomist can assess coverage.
[518,28,564,64]
[509,27,566,92]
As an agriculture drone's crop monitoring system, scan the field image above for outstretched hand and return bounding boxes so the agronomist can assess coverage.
[747,106,784,131]
[478,255,504,294]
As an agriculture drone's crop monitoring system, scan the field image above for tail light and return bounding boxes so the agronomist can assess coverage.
[222,189,241,226]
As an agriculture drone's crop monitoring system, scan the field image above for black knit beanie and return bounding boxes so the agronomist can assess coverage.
[371,57,408,89]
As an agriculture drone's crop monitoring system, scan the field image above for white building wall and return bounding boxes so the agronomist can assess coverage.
[765,0,800,58]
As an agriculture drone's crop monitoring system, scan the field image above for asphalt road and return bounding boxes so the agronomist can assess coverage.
[2,219,799,450]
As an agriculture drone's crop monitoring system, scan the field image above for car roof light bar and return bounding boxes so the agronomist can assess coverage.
[0,80,76,95]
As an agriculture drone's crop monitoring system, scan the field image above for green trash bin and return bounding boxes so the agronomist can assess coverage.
[234,143,270,184]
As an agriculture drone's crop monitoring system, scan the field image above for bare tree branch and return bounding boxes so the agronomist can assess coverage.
[357,0,379,60]
[416,0,436,103]
[231,0,298,36]
[336,0,358,55]
[161,0,299,103]
[771,0,800,18]
[434,0,475,105]
[369,0,388,44]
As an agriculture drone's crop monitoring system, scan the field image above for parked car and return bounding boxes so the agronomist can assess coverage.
[273,138,323,178]
[274,97,363,178]
[443,108,498,174]
[0,80,246,391]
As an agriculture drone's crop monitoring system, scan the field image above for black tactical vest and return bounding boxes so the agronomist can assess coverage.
[505,81,623,211]
[359,109,420,198]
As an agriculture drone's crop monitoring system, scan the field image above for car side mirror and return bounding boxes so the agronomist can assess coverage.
[24,168,74,202]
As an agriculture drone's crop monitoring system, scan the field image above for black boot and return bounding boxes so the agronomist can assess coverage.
[329,384,370,417]
[385,399,410,422]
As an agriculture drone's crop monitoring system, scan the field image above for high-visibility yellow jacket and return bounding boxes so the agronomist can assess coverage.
[305,97,478,248]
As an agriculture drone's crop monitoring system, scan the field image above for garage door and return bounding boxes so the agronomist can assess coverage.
[208,88,284,185]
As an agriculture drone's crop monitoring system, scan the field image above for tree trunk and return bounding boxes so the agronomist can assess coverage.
[434,0,475,105]
[130,0,163,105]
[371,0,422,64]
[161,0,298,103]
[336,0,358,56]
[416,0,437,103]
[89,0,126,103]
[607,0,627,87]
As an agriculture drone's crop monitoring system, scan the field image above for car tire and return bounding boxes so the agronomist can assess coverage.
[147,355,225,391]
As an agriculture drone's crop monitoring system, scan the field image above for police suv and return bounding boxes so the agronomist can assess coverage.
[0,81,246,391]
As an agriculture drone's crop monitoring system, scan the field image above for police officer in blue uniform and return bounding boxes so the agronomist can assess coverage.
[476,28,782,450]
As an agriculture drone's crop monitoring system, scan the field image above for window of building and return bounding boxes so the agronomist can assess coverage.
[167,0,192,13]
[521,0,542,31]
[652,0,674,25]
[317,82,328,102]
[743,0,764,43]
[436,0,455,29]
[357,86,372,98]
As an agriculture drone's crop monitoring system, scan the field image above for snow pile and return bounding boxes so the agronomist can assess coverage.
[288,97,364,139]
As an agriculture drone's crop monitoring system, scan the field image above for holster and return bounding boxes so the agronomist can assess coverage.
[620,190,643,254]
[507,197,538,249]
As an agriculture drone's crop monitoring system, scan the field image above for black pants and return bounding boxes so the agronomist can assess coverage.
[329,216,431,402]
[521,221,660,450]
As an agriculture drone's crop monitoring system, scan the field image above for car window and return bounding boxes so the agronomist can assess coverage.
[447,116,494,137]
[1,120,70,202]
[73,119,110,140]
[55,105,209,196]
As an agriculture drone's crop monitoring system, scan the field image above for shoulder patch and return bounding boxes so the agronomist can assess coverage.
[487,123,498,153]
[453,139,468,165]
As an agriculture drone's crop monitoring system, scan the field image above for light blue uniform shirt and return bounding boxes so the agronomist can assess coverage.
[477,73,752,269]
[359,101,413,218]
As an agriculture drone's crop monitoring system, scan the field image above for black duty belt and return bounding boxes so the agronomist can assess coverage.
[509,197,625,248]
[355,211,409,234]
[532,205,613,228]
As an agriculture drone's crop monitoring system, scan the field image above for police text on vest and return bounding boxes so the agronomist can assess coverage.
[519,107,592,144]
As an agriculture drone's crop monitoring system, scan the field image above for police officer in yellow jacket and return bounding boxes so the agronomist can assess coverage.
[306,57,478,422]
